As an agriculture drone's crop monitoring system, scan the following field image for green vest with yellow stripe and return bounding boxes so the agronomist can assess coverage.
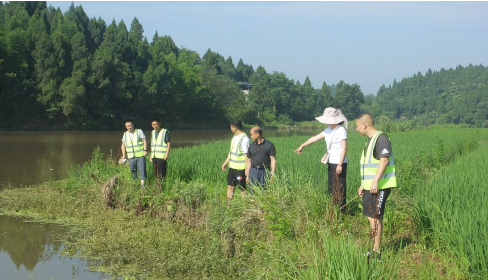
[229,133,248,170]
[151,129,168,159]
[124,129,144,158]
[360,131,397,190]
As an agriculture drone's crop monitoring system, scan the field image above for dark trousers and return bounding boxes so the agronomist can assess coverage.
[152,158,167,179]
[328,163,347,211]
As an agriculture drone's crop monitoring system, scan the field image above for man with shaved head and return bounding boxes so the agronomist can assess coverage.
[356,113,397,261]
[246,127,276,193]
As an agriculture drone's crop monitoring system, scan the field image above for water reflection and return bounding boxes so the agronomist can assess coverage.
[0,129,319,187]
[0,216,62,271]
[0,215,106,279]
[0,128,319,279]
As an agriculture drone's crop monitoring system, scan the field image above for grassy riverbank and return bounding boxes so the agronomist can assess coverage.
[1,128,488,279]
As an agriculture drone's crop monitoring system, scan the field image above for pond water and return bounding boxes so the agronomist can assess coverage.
[0,129,319,187]
[0,215,109,280]
[0,128,319,279]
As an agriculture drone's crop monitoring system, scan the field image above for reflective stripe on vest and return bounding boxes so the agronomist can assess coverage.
[124,129,144,158]
[151,129,168,159]
[360,131,397,190]
[229,133,248,170]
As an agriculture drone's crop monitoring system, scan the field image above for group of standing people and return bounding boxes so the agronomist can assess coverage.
[221,108,397,260]
[120,118,171,188]
[120,108,396,260]
[295,108,397,260]
[221,120,276,201]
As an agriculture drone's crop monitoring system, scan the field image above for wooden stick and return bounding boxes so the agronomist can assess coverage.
[339,194,360,211]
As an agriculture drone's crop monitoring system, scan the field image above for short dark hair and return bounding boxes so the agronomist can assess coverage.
[252,127,263,136]
[151,118,160,123]
[230,119,242,130]
[125,119,133,125]
[356,113,374,126]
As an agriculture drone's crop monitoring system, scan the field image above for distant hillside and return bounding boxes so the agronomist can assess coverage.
[363,64,488,127]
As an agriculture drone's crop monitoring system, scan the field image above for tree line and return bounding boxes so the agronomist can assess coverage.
[363,64,488,127]
[0,1,364,130]
[4,2,483,131]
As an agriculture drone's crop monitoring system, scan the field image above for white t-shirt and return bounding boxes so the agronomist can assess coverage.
[241,136,250,153]
[321,126,347,164]
[233,134,249,153]
[122,129,146,143]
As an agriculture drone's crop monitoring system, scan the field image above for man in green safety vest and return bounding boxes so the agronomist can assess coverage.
[356,113,397,261]
[150,118,171,180]
[121,119,148,188]
[221,119,250,201]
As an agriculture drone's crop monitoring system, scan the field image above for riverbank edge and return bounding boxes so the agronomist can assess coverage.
[0,180,467,279]
[2,130,485,279]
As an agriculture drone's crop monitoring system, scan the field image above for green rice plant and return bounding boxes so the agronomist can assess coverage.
[415,144,488,278]
[285,229,401,280]
[4,128,488,279]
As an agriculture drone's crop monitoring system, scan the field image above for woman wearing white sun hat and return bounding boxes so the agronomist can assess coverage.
[294,107,348,211]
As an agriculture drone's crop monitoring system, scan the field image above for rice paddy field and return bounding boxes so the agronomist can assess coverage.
[1,127,487,279]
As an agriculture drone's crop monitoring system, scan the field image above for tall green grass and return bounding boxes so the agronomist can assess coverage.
[415,144,488,278]
[167,128,484,199]
[3,128,488,279]
[285,230,401,280]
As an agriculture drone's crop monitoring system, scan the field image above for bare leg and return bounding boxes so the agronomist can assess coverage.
[227,185,235,201]
[367,217,383,252]
[239,189,246,198]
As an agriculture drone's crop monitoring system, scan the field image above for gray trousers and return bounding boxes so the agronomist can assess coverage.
[248,167,269,194]
[128,156,147,180]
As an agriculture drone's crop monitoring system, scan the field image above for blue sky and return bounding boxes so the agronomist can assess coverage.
[47,1,488,95]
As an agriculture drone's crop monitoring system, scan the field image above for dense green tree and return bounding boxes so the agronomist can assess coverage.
[86,17,105,52]
[335,80,365,119]
[218,56,236,79]
[248,66,271,118]
[373,64,488,126]
[201,48,222,75]
[59,31,89,118]
[2,1,486,130]
[129,17,143,42]
[25,1,46,17]
[235,58,254,82]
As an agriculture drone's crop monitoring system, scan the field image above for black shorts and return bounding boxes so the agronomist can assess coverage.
[227,168,246,189]
[362,188,391,219]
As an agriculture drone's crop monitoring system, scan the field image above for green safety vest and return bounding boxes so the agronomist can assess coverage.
[229,133,248,170]
[360,131,397,190]
[151,129,168,159]
[124,129,145,159]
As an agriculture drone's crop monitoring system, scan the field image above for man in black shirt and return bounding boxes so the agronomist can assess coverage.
[245,127,276,193]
